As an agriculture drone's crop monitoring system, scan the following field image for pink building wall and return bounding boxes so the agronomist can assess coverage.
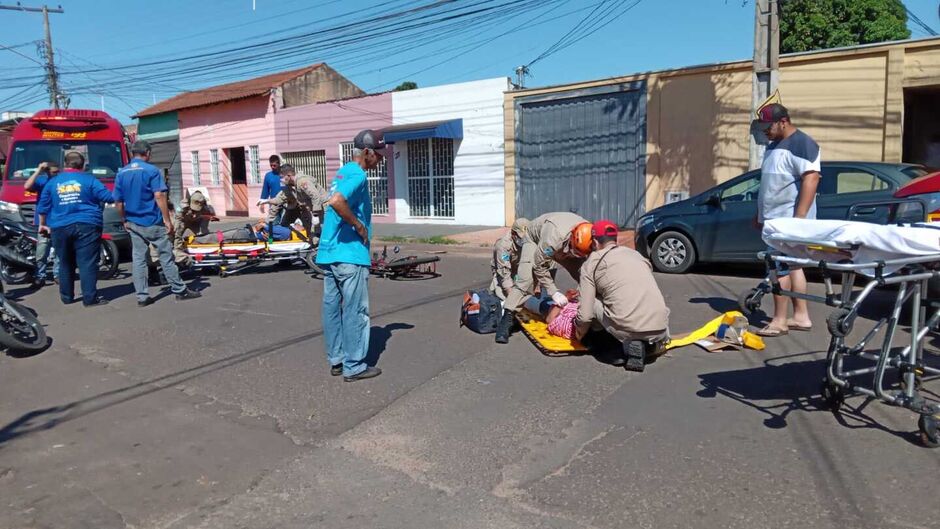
[274,92,395,222]
[178,95,277,218]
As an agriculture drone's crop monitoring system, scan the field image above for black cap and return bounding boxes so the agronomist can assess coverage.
[131,139,152,154]
[756,103,789,123]
[353,129,386,152]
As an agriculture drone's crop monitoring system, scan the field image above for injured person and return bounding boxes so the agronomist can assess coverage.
[522,289,581,340]
[574,219,670,372]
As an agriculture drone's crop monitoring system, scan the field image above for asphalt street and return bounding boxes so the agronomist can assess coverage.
[0,245,937,529]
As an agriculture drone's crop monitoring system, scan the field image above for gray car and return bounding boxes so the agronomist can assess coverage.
[635,162,929,273]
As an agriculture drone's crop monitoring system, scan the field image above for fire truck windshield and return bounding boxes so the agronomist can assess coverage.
[8,140,123,180]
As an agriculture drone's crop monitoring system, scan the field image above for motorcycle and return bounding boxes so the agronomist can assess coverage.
[0,278,47,353]
[0,221,120,286]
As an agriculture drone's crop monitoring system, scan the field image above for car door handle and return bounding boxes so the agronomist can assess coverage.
[854,207,877,215]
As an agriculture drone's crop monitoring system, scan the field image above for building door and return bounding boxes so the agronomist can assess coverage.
[515,82,646,227]
[226,146,248,216]
[903,87,940,168]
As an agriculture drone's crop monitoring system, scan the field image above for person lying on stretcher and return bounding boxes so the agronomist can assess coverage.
[523,289,581,340]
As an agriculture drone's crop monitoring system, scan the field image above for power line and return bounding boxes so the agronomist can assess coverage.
[905,6,938,36]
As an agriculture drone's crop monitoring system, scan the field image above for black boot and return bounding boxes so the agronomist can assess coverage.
[623,340,646,372]
[495,310,514,344]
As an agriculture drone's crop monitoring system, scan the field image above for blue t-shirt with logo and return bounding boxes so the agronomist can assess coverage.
[114,159,167,227]
[36,170,113,229]
[27,173,50,225]
[316,162,372,267]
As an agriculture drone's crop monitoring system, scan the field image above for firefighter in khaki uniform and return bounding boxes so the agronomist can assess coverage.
[496,211,593,343]
[260,163,329,240]
[489,217,529,301]
[575,220,670,372]
[172,191,214,265]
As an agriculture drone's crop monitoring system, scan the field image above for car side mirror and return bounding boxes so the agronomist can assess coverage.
[696,193,722,208]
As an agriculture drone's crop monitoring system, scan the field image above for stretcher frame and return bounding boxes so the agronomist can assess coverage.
[185,226,316,278]
[739,239,940,447]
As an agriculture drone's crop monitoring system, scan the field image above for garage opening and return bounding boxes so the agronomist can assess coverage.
[903,87,940,169]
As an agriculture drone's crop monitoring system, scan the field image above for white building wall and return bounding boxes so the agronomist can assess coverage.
[391,77,510,226]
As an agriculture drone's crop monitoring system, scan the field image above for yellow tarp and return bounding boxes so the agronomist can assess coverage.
[666,311,765,351]
[517,313,588,356]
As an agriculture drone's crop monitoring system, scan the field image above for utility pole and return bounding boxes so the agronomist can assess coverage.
[749,0,779,169]
[0,3,65,108]
[514,65,530,90]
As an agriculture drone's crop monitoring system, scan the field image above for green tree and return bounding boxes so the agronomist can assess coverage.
[393,81,418,91]
[780,0,911,53]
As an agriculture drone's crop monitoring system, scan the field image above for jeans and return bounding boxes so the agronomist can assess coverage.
[321,263,370,377]
[35,234,57,280]
[128,222,186,301]
[52,223,101,305]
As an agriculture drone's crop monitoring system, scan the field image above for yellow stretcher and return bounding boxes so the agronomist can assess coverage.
[516,311,588,356]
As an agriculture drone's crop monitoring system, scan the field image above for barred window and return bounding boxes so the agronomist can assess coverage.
[406,138,454,218]
[209,148,220,185]
[339,142,389,215]
[249,145,261,184]
[190,151,201,186]
[282,150,328,189]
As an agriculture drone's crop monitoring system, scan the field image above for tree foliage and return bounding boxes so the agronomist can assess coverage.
[393,81,418,91]
[780,0,911,53]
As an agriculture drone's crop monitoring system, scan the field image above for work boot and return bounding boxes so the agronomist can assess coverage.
[623,340,646,372]
[495,309,515,344]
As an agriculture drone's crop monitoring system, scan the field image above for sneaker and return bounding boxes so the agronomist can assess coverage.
[137,297,154,307]
[343,366,382,382]
[83,296,109,307]
[330,364,343,376]
[175,289,202,301]
[623,341,646,373]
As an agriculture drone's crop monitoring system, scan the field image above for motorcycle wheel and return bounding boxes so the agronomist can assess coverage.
[0,299,47,353]
[0,258,31,285]
[98,239,120,280]
[304,249,325,277]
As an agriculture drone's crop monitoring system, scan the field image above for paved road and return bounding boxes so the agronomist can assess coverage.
[0,247,937,529]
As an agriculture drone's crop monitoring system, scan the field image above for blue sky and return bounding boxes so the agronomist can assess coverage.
[0,0,937,123]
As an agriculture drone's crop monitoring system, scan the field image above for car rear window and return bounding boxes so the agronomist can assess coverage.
[901,166,930,179]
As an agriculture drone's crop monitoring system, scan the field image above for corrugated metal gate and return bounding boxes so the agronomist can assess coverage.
[148,137,183,207]
[514,81,646,227]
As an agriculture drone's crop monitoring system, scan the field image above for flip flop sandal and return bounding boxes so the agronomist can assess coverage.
[756,326,788,337]
[787,323,813,332]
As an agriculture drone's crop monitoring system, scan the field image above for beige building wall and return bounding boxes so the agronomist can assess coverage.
[504,38,940,226]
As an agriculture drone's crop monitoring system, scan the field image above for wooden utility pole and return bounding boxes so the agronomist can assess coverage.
[749,0,779,169]
[0,3,65,108]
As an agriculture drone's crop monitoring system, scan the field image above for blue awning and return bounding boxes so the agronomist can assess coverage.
[382,119,463,144]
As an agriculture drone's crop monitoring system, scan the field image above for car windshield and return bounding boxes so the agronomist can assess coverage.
[6,140,123,180]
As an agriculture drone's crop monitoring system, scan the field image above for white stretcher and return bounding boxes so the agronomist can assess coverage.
[184,225,317,277]
[738,218,940,447]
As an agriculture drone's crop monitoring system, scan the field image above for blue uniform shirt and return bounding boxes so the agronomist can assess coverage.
[27,173,50,225]
[114,159,167,227]
[260,170,281,200]
[316,162,372,267]
[36,169,113,229]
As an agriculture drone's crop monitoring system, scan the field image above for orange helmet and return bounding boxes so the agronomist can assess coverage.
[570,222,594,257]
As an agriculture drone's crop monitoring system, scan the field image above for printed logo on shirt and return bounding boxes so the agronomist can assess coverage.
[543,247,554,257]
[56,180,83,205]
[501,253,511,261]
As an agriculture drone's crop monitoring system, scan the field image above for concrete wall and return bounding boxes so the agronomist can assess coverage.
[392,77,509,226]
[274,92,395,222]
[504,37,940,225]
[280,65,366,108]
[178,95,276,217]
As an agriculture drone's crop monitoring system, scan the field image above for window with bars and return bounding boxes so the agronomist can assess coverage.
[249,145,260,184]
[190,151,201,186]
[406,138,454,218]
[339,142,389,215]
[282,150,328,189]
[209,149,220,185]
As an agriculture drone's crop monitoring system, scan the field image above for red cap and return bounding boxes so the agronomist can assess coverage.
[592,219,618,237]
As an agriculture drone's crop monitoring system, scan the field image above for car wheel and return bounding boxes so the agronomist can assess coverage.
[651,231,696,274]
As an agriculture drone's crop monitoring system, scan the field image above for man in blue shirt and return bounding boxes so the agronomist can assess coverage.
[37,152,113,306]
[257,154,282,215]
[25,161,59,285]
[316,130,382,382]
[114,140,201,307]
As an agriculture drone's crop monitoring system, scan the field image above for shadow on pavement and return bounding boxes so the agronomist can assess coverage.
[367,322,415,366]
[696,352,924,446]
[0,282,484,448]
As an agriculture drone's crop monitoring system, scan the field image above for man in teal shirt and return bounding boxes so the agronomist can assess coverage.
[316,130,382,382]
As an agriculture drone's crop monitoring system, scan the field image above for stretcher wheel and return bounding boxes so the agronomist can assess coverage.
[737,287,764,316]
[918,413,940,448]
[826,308,853,338]
[820,380,845,411]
